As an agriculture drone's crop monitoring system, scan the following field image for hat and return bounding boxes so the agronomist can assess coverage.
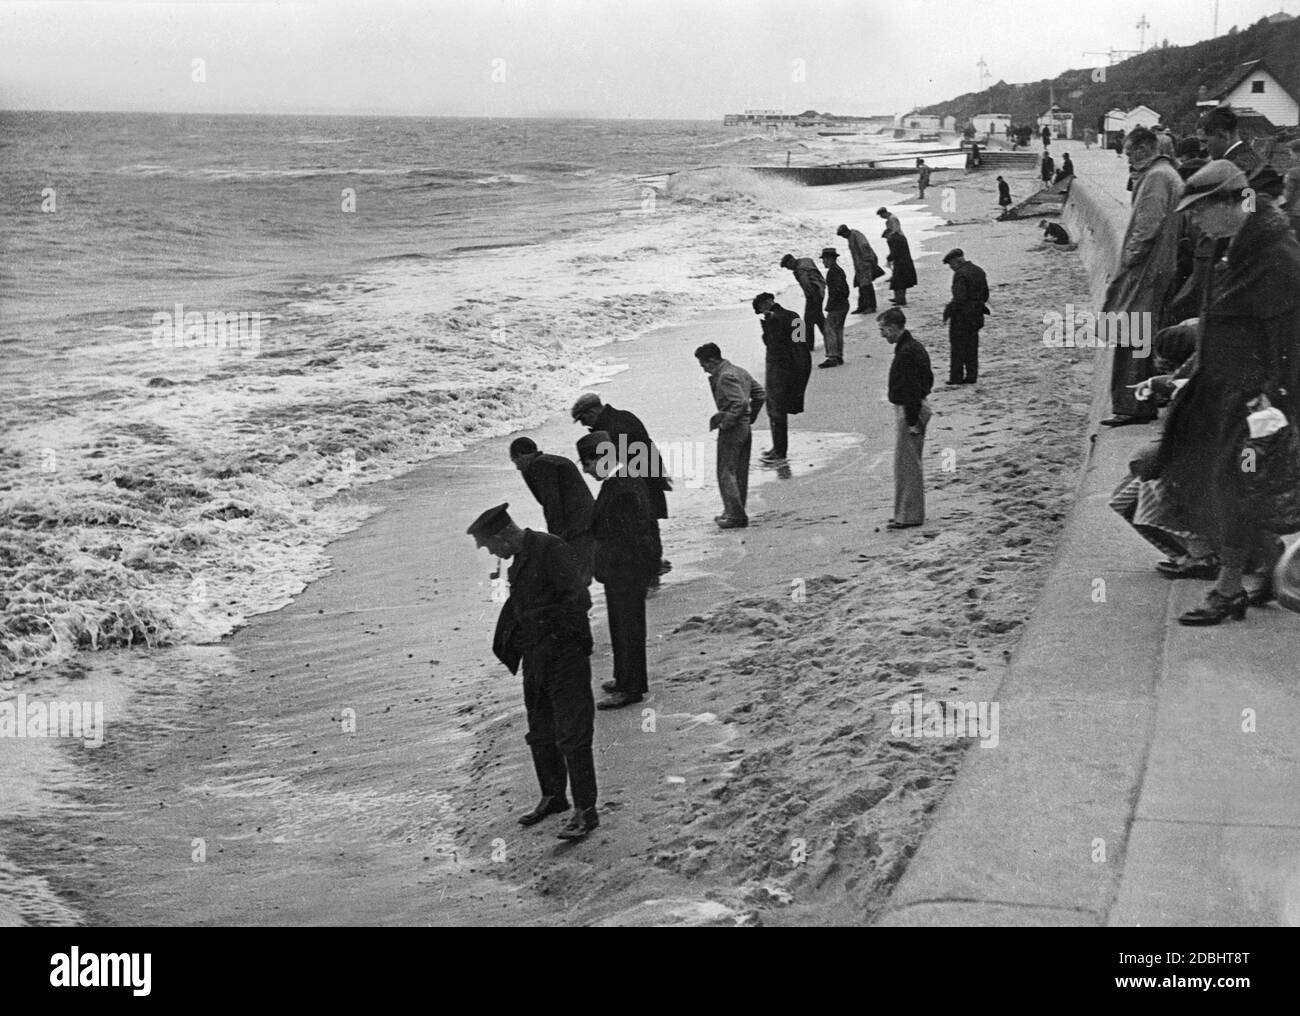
[942,248,964,264]
[576,430,614,461]
[779,254,796,268]
[876,207,889,215]
[467,503,512,544]
[1175,159,1249,212]
[820,247,838,259]
[836,224,849,236]
[571,392,602,419]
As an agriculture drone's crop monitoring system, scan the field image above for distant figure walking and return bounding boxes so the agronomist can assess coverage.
[879,307,934,529]
[1101,127,1184,428]
[752,292,811,466]
[780,253,826,352]
[577,431,660,710]
[1054,153,1075,183]
[818,247,849,368]
[837,223,882,314]
[1040,151,1056,184]
[997,176,1012,212]
[917,159,932,199]
[694,342,765,529]
[941,248,990,385]
[509,437,595,585]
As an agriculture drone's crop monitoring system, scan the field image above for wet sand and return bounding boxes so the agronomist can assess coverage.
[5,164,1100,926]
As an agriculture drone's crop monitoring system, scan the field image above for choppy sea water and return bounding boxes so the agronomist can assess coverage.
[0,111,950,680]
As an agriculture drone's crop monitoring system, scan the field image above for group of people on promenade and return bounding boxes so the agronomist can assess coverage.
[465,181,1002,838]
[1100,106,1300,626]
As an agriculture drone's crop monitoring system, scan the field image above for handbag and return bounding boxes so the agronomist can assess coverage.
[1240,407,1300,535]
[871,264,886,281]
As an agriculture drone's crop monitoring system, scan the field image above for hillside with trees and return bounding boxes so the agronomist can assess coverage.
[917,14,1300,134]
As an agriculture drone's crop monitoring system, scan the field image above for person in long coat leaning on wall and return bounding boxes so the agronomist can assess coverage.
[1101,126,1184,428]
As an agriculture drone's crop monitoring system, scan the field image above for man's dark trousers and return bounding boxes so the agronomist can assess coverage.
[948,320,980,383]
[522,637,597,809]
[604,580,648,695]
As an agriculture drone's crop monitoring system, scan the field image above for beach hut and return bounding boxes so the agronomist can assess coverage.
[971,113,1011,138]
[1037,104,1075,140]
[1196,59,1299,127]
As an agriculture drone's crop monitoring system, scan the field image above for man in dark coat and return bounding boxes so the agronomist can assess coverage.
[1054,153,1075,183]
[837,223,881,314]
[917,159,932,199]
[780,253,826,351]
[997,176,1012,212]
[509,437,595,586]
[818,247,850,368]
[753,292,811,465]
[880,308,934,528]
[884,230,917,306]
[571,392,671,579]
[1101,127,1184,427]
[1040,152,1056,184]
[942,249,990,385]
[468,504,598,841]
[577,431,661,710]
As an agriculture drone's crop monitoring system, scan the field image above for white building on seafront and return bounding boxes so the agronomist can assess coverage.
[1197,59,1299,127]
[971,113,1012,136]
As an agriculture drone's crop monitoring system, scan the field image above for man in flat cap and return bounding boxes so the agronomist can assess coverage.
[509,436,595,586]
[818,247,850,369]
[780,252,826,352]
[577,432,661,709]
[941,249,990,386]
[571,392,672,581]
[467,503,600,840]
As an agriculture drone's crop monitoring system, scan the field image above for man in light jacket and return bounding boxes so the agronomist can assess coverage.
[695,342,765,529]
[837,223,881,314]
[780,253,826,351]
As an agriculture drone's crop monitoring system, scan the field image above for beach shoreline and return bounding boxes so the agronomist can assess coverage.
[3,162,1103,926]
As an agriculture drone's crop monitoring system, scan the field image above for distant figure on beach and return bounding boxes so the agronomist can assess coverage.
[917,159,932,199]
[571,393,672,581]
[818,247,849,368]
[1114,129,1126,157]
[509,437,595,585]
[1039,219,1072,245]
[968,141,982,169]
[837,223,883,314]
[1041,125,1052,149]
[695,342,765,529]
[941,249,990,385]
[1040,152,1055,185]
[884,228,917,307]
[877,206,901,240]
[467,503,599,840]
[780,253,826,351]
[1054,153,1074,184]
[880,307,933,529]
[997,176,1012,212]
[577,431,660,710]
[752,292,811,466]
[1101,127,1184,428]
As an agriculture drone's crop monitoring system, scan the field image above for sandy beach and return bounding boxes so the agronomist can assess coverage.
[0,160,1115,927]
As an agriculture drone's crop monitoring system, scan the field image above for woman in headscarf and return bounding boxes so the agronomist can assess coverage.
[1157,161,1300,624]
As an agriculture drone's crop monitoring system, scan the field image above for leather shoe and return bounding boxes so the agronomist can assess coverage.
[597,691,644,710]
[1155,559,1219,580]
[886,519,921,530]
[517,795,570,827]
[1177,589,1248,626]
[717,517,748,529]
[600,680,618,693]
[1100,415,1156,428]
[556,807,599,840]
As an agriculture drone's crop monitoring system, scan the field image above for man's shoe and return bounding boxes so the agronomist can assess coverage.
[1177,589,1249,626]
[1156,558,1220,580]
[717,517,749,529]
[518,795,570,827]
[886,519,922,530]
[556,807,599,841]
[818,358,837,369]
[600,680,618,693]
[597,691,644,710]
[759,449,786,463]
[1101,415,1156,428]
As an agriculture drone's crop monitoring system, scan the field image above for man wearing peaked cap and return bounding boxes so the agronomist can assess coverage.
[466,502,601,840]
[818,247,849,368]
[942,249,990,386]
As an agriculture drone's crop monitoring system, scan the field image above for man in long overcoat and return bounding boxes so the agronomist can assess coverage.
[753,292,811,465]
[836,223,881,314]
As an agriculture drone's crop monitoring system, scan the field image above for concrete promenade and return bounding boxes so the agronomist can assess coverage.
[877,147,1300,927]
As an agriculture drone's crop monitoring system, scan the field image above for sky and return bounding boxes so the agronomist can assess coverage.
[0,0,1294,119]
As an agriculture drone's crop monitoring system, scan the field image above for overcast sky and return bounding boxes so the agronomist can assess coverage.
[0,0,1293,118]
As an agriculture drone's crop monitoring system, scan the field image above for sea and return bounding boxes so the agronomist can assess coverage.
[0,111,960,682]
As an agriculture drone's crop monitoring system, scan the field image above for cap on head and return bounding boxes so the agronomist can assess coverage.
[820,247,838,259]
[571,392,602,420]
[941,248,964,264]
[1175,159,1248,213]
[779,254,796,269]
[876,207,889,216]
[467,503,512,546]
[836,224,849,237]
[576,430,613,462]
